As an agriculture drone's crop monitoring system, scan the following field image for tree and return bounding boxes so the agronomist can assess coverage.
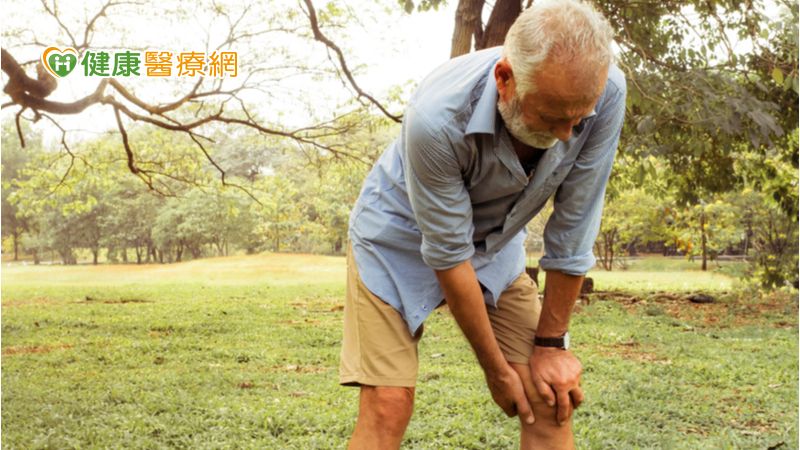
[1,121,38,260]
[595,189,671,270]
[2,0,397,199]
[728,189,798,287]
[669,197,743,271]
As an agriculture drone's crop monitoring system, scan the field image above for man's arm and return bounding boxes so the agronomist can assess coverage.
[435,260,535,425]
[530,270,585,426]
[401,107,534,422]
[534,68,627,425]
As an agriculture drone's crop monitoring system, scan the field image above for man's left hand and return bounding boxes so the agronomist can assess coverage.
[529,346,584,425]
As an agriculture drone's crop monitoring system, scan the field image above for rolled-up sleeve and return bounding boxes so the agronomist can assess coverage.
[403,106,475,270]
[539,77,627,275]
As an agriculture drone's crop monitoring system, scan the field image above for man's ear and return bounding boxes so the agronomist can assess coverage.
[494,58,515,103]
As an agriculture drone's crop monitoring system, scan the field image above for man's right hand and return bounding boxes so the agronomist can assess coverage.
[434,261,534,425]
[486,363,536,425]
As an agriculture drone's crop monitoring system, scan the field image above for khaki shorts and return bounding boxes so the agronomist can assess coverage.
[339,244,541,387]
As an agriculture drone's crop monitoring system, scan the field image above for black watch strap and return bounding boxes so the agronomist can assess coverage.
[534,332,569,350]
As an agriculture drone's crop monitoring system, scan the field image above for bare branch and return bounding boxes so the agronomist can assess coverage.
[113,105,139,175]
[185,131,264,206]
[108,77,204,115]
[300,0,402,123]
[40,0,79,50]
[113,105,175,197]
[15,107,26,148]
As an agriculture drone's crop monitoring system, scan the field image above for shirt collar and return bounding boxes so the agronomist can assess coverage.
[465,65,499,136]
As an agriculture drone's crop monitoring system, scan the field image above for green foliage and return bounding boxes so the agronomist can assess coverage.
[398,0,446,14]
[1,121,39,260]
[596,189,671,270]
[2,109,395,264]
[669,197,742,262]
[727,189,799,288]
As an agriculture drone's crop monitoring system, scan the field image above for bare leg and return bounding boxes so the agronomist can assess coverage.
[511,363,575,450]
[348,386,415,450]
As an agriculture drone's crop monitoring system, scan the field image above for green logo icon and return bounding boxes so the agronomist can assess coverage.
[41,47,78,78]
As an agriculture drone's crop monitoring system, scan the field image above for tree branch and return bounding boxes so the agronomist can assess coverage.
[300,0,402,123]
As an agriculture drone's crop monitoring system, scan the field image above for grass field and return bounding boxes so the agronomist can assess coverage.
[2,254,797,449]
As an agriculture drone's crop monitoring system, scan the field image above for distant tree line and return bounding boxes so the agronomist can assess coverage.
[1,117,388,265]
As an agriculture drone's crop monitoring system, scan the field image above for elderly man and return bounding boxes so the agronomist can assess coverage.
[340,0,625,448]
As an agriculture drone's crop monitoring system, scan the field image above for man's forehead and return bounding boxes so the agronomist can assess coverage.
[523,60,608,110]
[525,92,598,120]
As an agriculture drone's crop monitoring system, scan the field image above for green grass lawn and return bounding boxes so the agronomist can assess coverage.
[2,254,797,449]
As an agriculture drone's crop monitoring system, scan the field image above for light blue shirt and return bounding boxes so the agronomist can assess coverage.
[349,47,626,335]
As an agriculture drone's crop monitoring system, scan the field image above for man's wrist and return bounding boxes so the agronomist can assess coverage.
[533,331,570,350]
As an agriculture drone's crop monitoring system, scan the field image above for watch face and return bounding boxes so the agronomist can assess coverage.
[563,332,570,350]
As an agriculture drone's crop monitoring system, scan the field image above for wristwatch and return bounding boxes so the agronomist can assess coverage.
[534,332,570,350]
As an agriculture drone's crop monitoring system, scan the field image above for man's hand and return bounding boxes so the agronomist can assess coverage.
[434,260,535,425]
[529,346,584,425]
[486,363,536,425]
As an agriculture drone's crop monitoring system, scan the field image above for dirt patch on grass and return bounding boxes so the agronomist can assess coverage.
[595,340,672,365]
[730,417,779,435]
[267,364,329,374]
[149,326,175,338]
[279,319,322,326]
[2,343,73,356]
[76,296,151,305]
[290,296,344,313]
[588,291,798,328]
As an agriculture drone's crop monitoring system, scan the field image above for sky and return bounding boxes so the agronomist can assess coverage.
[1,0,458,146]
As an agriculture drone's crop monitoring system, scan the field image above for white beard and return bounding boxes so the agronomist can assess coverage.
[498,93,559,149]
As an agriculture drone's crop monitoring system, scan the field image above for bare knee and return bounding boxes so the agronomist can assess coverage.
[510,363,574,449]
[521,401,573,445]
[359,386,415,436]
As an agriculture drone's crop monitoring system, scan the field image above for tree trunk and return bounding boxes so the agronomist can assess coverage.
[12,228,20,261]
[135,246,142,264]
[608,231,615,271]
[32,249,40,265]
[92,248,99,265]
[700,210,708,271]
[450,0,484,58]
[122,247,128,263]
[476,0,521,50]
[334,237,343,254]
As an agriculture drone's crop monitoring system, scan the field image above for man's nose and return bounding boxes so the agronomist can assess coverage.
[552,123,574,142]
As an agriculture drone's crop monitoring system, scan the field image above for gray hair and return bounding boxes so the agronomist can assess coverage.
[502,0,615,96]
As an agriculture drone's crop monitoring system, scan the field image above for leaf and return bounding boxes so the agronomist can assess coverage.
[772,67,784,86]
[784,74,795,91]
[636,116,656,134]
